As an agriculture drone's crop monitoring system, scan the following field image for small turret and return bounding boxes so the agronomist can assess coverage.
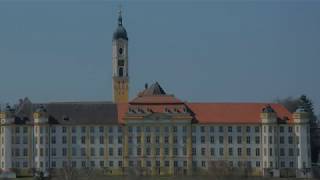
[293,106,309,124]
[33,105,48,124]
[261,105,277,124]
[0,105,15,125]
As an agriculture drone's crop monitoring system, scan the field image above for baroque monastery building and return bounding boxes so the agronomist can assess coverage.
[0,10,312,178]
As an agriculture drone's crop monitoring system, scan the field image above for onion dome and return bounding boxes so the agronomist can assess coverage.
[113,9,128,40]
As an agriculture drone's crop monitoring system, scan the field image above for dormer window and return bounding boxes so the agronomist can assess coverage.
[165,108,171,113]
[183,107,188,113]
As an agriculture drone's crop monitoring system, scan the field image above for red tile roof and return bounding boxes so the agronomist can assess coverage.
[187,103,293,124]
[117,102,293,124]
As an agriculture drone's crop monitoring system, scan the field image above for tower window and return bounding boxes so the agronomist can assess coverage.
[118,60,124,66]
[119,67,124,77]
[118,48,123,55]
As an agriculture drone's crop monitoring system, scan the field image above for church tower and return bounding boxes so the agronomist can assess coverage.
[112,8,129,103]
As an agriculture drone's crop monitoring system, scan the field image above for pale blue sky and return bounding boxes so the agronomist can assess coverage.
[0,1,319,114]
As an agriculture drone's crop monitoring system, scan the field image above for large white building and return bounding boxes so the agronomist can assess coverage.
[0,10,312,178]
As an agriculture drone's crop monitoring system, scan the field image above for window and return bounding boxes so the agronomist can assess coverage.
[173,126,178,133]
[156,148,160,156]
[183,136,187,144]
[219,148,224,156]
[156,136,160,144]
[90,136,95,144]
[201,148,206,156]
[280,136,284,144]
[62,148,67,156]
[72,127,76,133]
[23,148,28,156]
[52,148,56,156]
[269,148,273,156]
[201,161,206,167]
[210,148,215,156]
[62,136,67,144]
[219,136,223,144]
[201,136,205,144]
[280,148,285,156]
[255,136,260,144]
[246,126,250,133]
[289,148,294,156]
[165,161,170,167]
[182,126,187,133]
[22,136,27,144]
[100,136,104,144]
[81,136,85,144]
[290,161,294,168]
[81,127,86,133]
[200,126,205,133]
[228,136,232,144]
[118,136,122,144]
[100,161,104,168]
[109,127,113,133]
[137,148,141,156]
[146,136,151,143]
[280,126,284,133]
[192,136,196,143]
[237,126,242,133]
[210,126,214,132]
[173,148,178,156]
[137,136,141,144]
[72,136,76,144]
[174,161,178,167]
[100,148,104,156]
[109,136,113,144]
[109,148,113,156]
[165,148,169,156]
[173,136,178,144]
[146,126,151,133]
[256,148,260,156]
[255,126,260,133]
[237,148,242,156]
[228,148,233,156]
[192,148,196,155]
[219,126,224,133]
[269,136,272,144]
[246,136,250,144]
[62,127,67,133]
[99,126,104,133]
[210,136,214,144]
[281,161,285,168]
[23,127,28,133]
[164,136,169,144]
[72,147,77,156]
[288,126,293,133]
[228,126,232,133]
[237,136,242,144]
[288,136,293,144]
[118,148,122,156]
[246,148,251,156]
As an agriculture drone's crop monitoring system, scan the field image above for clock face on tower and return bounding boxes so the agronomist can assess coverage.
[119,48,123,55]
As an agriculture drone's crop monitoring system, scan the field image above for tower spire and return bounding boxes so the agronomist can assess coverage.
[118,5,123,26]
